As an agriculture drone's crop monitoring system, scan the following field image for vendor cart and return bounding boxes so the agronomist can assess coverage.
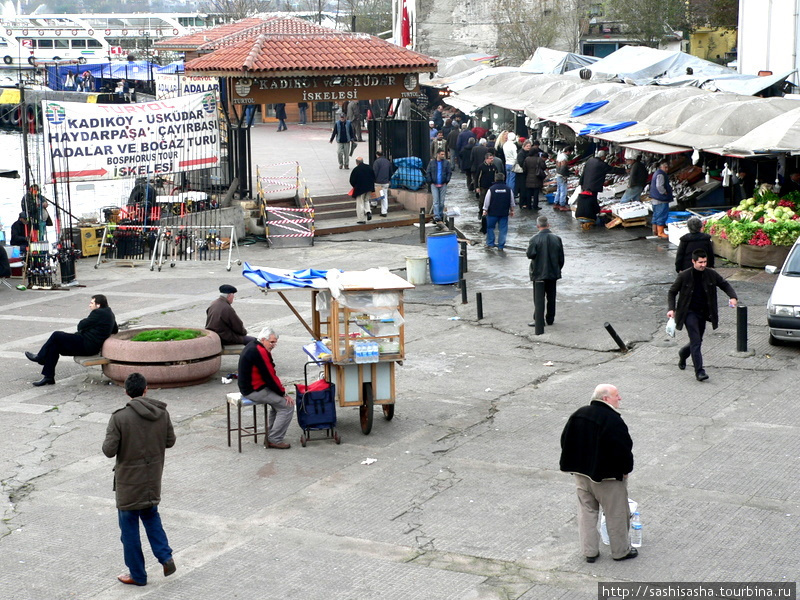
[243,265,413,435]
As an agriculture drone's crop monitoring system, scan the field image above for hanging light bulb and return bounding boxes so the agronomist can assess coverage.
[692,148,700,165]
[722,162,731,187]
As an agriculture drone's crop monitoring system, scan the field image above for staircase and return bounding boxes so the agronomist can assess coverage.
[311,193,430,235]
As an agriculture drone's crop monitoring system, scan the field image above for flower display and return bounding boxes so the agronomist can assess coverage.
[704,190,800,247]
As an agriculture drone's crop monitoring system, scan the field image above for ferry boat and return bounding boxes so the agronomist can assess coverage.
[0,13,228,65]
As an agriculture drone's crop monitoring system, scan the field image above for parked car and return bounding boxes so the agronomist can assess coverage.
[766,237,800,345]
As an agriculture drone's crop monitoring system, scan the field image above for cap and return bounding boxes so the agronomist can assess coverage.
[219,284,237,294]
[19,212,27,219]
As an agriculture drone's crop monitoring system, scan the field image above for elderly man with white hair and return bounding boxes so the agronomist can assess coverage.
[502,132,519,193]
[560,383,637,563]
[237,326,295,449]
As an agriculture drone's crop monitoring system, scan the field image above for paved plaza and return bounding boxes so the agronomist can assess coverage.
[1,122,798,599]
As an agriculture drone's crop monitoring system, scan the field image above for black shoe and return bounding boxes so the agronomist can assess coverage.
[366,212,372,221]
[32,377,55,387]
[163,558,176,577]
[380,213,387,217]
[613,548,638,561]
[546,320,554,326]
[586,554,599,563]
[696,370,709,381]
[25,351,40,363]
[678,350,688,370]
[356,221,366,224]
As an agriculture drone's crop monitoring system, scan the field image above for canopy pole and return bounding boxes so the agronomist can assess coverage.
[277,290,317,339]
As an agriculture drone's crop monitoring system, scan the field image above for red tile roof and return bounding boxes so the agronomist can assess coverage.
[175,17,436,76]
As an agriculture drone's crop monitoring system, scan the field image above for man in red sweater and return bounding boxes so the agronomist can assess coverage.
[237,327,295,449]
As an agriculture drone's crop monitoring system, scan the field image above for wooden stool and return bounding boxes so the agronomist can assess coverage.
[226,392,269,452]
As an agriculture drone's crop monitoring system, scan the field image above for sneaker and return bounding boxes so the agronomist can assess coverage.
[366,212,372,221]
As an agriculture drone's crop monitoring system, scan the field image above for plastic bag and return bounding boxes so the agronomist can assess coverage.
[665,317,676,338]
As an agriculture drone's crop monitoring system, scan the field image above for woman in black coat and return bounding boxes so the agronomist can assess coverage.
[675,216,714,272]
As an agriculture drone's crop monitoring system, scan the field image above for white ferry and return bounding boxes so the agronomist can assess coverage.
[0,13,228,65]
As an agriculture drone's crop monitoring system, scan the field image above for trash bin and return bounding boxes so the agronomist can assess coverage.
[405,256,428,284]
[427,231,459,284]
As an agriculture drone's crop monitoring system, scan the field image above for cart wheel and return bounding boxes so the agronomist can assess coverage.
[334,432,341,444]
[226,266,231,271]
[94,265,98,269]
[237,260,242,265]
[360,382,374,435]
[158,266,162,272]
[382,404,395,421]
[300,434,307,447]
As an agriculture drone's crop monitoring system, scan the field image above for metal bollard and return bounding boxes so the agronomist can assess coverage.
[477,292,484,320]
[419,208,426,243]
[460,240,468,273]
[460,279,468,304]
[533,281,545,335]
[736,304,748,352]
[447,216,455,231]
[604,322,628,353]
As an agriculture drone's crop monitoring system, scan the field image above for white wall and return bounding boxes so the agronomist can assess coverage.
[738,0,800,81]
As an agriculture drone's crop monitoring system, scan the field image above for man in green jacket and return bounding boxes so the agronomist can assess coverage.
[103,373,177,586]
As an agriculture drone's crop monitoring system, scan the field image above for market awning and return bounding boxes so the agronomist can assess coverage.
[721,105,800,155]
[620,140,690,155]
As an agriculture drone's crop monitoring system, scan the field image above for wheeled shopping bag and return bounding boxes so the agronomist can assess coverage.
[294,362,340,446]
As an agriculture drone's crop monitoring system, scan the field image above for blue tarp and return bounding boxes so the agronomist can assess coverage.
[390,156,426,191]
[571,101,609,117]
[579,121,638,136]
[156,61,184,74]
[242,263,336,289]
[46,61,160,91]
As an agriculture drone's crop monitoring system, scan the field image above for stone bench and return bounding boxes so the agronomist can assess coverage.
[221,345,246,356]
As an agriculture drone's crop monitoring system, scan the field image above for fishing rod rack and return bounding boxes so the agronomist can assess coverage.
[93,224,242,272]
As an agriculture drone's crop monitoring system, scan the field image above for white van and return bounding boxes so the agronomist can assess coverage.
[766,236,800,345]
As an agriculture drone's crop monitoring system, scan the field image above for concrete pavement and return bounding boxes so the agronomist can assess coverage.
[1,124,799,599]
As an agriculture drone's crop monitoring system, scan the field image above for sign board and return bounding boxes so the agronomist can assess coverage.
[109,46,123,55]
[42,92,220,182]
[155,73,220,100]
[229,73,421,104]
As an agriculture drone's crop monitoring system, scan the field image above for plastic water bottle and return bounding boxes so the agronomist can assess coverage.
[354,342,362,363]
[630,511,642,548]
[370,341,379,362]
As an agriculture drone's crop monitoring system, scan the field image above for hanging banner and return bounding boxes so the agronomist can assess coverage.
[41,92,220,182]
[154,74,220,100]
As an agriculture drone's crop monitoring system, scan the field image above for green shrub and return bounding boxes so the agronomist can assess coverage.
[131,329,202,342]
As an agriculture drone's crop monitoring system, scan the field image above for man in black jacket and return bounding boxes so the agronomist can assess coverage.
[237,327,295,449]
[329,114,356,169]
[25,294,118,386]
[620,154,647,203]
[667,249,738,381]
[526,216,564,327]
[349,157,376,224]
[579,150,626,203]
[10,212,29,247]
[560,383,637,563]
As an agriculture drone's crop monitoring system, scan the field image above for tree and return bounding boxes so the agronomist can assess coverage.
[496,0,566,65]
[338,0,391,36]
[687,0,739,29]
[199,0,275,21]
[602,0,688,47]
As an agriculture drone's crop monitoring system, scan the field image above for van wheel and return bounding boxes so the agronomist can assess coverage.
[2,55,11,65]
[768,333,783,346]
[27,56,36,65]
[52,56,60,61]
[78,57,86,64]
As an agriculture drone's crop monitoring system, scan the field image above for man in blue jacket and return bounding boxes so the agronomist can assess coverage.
[329,114,356,169]
[426,150,452,229]
[482,172,514,250]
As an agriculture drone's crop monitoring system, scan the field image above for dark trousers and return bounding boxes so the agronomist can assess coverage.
[518,185,530,208]
[118,506,172,585]
[681,311,707,373]
[528,187,542,209]
[533,279,558,325]
[37,331,89,378]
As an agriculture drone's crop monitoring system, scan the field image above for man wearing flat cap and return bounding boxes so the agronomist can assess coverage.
[205,285,255,346]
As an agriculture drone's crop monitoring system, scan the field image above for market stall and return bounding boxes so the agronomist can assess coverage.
[243,265,413,435]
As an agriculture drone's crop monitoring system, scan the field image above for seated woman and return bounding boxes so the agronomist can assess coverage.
[575,190,603,230]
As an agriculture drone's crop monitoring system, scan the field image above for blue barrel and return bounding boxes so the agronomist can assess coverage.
[427,231,459,284]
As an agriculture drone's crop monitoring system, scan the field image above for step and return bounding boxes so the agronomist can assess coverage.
[314,211,432,236]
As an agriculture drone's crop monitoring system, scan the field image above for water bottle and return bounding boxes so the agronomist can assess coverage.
[370,341,379,362]
[353,342,362,363]
[630,511,642,548]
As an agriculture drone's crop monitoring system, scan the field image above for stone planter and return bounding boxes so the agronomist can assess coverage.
[711,234,791,268]
[101,328,222,388]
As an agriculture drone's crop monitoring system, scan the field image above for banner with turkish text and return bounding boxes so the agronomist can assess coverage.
[42,92,220,182]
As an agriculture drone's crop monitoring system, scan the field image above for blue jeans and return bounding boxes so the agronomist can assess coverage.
[431,184,448,221]
[118,506,172,584]
[485,215,508,248]
[651,200,670,225]
[299,106,307,124]
[555,175,568,206]
[505,165,516,191]
[620,185,643,203]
